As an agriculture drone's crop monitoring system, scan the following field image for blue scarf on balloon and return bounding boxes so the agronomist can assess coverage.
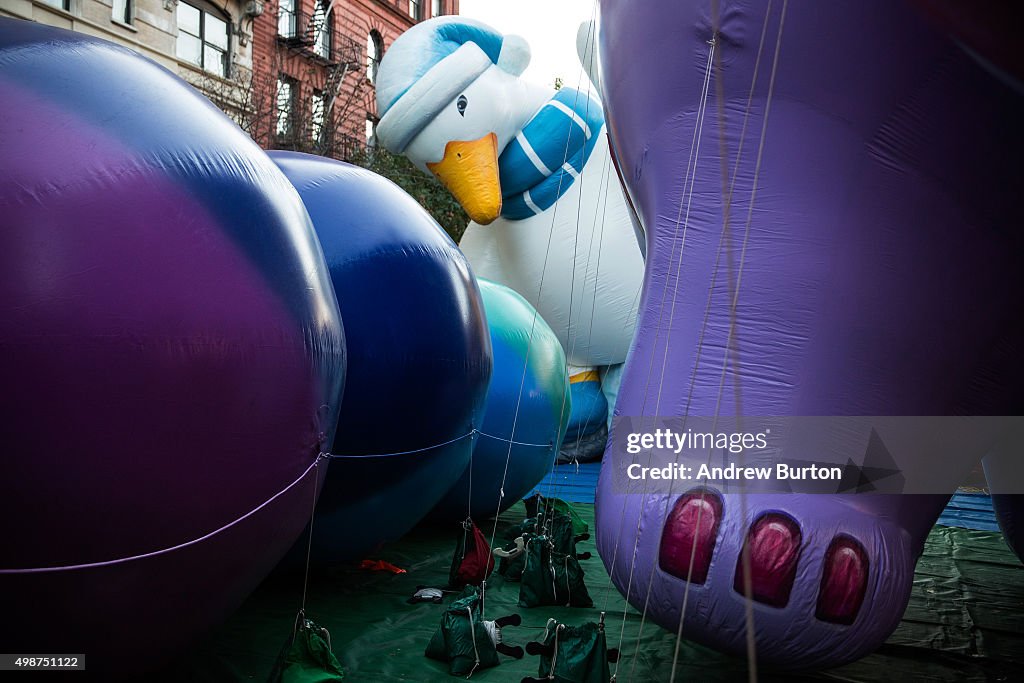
[497,87,605,221]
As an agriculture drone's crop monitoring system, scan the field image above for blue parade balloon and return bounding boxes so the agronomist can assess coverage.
[270,152,492,561]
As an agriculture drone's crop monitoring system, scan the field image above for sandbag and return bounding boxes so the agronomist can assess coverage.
[425,586,500,677]
[527,619,612,683]
[519,536,593,608]
[267,615,345,683]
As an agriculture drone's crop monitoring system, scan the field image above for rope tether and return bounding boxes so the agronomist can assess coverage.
[610,34,719,680]
[0,453,326,574]
[485,1,602,563]
[669,4,790,682]
[627,0,778,677]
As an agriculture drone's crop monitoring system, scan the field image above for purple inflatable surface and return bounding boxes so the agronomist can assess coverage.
[0,20,345,675]
[596,0,1024,669]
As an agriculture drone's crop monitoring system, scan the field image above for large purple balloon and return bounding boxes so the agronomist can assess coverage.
[0,20,345,675]
[596,0,1024,668]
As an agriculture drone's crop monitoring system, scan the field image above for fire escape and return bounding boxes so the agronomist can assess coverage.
[277,0,363,153]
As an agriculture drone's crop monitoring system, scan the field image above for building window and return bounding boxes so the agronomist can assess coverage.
[40,0,71,10]
[311,91,326,143]
[278,0,296,38]
[112,0,133,24]
[313,1,332,59]
[367,31,382,84]
[277,76,297,138]
[408,0,420,21]
[176,2,229,78]
[431,0,443,17]
[365,116,377,148]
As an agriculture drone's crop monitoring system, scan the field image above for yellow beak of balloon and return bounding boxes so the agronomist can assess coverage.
[427,133,502,225]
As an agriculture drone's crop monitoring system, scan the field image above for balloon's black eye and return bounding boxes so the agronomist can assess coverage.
[457,95,468,117]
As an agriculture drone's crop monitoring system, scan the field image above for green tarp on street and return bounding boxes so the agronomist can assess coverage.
[143,503,1024,682]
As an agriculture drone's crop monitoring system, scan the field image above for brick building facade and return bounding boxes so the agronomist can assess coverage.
[0,0,457,160]
[254,1,457,159]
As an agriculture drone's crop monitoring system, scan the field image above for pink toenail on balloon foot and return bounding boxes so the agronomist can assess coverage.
[734,513,802,607]
[659,489,723,584]
[816,535,869,625]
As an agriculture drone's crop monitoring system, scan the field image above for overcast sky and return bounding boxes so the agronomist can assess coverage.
[458,0,596,90]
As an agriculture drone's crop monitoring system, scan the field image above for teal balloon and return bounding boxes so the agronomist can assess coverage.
[433,279,570,519]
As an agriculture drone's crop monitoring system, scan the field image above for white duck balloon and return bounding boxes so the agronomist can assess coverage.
[376,17,643,453]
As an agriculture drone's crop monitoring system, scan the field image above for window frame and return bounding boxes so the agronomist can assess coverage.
[408,0,421,21]
[365,115,378,149]
[176,1,231,79]
[431,0,443,18]
[312,1,333,60]
[366,30,383,84]
[278,0,297,39]
[311,90,327,144]
[112,0,134,26]
[39,0,72,12]
[276,75,299,140]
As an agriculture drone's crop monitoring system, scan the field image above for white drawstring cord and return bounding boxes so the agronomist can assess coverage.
[546,623,565,680]
[465,606,480,679]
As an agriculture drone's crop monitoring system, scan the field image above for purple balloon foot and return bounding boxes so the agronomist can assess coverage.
[597,0,1024,669]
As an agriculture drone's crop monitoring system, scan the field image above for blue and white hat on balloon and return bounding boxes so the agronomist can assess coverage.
[375,17,530,154]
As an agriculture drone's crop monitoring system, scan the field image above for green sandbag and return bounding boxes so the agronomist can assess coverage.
[519,536,593,608]
[535,620,610,683]
[498,532,533,582]
[546,511,579,555]
[267,615,345,683]
[501,511,583,581]
[523,494,589,538]
[424,585,500,676]
[504,516,542,543]
[498,517,541,582]
[546,499,589,538]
